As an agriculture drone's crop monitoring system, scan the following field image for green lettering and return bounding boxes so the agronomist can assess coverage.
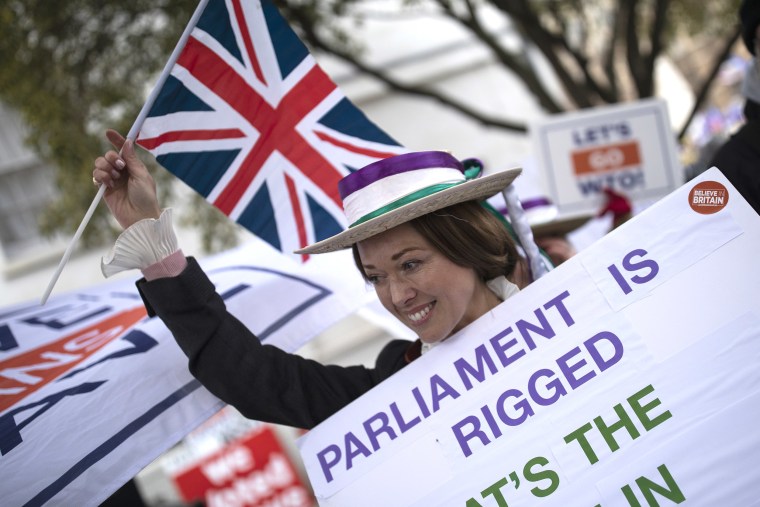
[628,384,672,431]
[480,477,509,507]
[523,456,560,497]
[564,422,599,464]
[594,403,640,453]
[622,484,642,506]
[621,463,685,506]
[637,464,685,504]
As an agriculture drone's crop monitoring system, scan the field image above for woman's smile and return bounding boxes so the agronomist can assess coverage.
[406,301,434,325]
[357,222,499,344]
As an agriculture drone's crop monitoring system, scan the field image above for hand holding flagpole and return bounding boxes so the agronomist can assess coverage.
[39,0,210,305]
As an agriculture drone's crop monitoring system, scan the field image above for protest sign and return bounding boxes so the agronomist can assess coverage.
[297,168,760,506]
[172,424,311,506]
[532,99,682,216]
[0,239,368,506]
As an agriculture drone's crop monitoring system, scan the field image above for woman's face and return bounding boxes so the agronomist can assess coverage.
[357,222,499,344]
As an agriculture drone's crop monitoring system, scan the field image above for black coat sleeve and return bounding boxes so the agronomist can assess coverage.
[708,121,760,215]
[136,257,412,429]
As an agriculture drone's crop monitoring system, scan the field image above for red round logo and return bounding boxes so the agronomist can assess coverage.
[688,181,729,215]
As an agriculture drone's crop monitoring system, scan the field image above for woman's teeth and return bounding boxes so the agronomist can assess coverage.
[408,304,432,323]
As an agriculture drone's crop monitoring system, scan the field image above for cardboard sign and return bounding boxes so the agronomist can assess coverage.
[532,99,682,215]
[297,168,760,506]
[173,425,312,507]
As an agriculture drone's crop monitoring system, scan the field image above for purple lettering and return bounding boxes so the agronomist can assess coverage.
[390,402,420,432]
[429,374,460,412]
[528,368,567,405]
[316,444,341,483]
[344,432,371,471]
[586,331,624,372]
[362,412,397,452]
[557,346,596,389]
[451,415,490,458]
[454,345,498,390]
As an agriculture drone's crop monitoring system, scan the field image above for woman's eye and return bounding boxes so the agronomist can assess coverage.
[367,275,381,285]
[402,260,420,271]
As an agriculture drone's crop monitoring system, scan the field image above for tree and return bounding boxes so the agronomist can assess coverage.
[277,0,742,138]
[0,0,743,245]
[0,0,238,250]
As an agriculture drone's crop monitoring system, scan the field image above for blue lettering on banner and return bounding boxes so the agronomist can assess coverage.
[59,330,159,380]
[0,325,17,351]
[571,123,632,146]
[0,381,106,455]
[22,380,204,507]
[23,305,113,330]
[3,263,337,505]
[577,168,645,196]
[1,303,116,352]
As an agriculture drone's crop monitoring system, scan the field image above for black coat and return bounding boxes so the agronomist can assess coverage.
[709,101,760,215]
[136,257,416,429]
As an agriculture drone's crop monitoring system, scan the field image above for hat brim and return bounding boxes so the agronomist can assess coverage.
[296,167,522,254]
[531,213,593,237]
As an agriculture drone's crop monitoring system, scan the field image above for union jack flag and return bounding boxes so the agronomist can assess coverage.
[137,0,406,260]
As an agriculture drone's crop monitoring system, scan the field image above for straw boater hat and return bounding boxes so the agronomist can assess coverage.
[295,151,521,254]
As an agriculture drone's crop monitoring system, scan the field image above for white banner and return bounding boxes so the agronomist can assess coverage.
[0,239,370,506]
[297,168,760,506]
[532,99,682,215]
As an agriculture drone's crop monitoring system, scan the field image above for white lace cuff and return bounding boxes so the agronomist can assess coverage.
[101,209,179,278]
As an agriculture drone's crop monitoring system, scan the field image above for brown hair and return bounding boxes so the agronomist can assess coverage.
[352,201,518,282]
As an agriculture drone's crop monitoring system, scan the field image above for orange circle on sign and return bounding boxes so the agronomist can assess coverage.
[688,181,729,214]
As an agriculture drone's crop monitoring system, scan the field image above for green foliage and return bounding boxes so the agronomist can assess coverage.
[0,0,238,253]
[669,0,743,37]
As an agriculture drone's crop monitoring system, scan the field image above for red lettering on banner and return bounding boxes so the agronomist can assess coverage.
[174,426,312,507]
[0,307,146,411]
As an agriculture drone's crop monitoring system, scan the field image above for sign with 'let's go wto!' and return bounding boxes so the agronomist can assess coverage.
[531,98,682,215]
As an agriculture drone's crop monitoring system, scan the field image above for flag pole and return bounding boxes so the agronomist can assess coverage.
[501,186,551,280]
[40,0,211,305]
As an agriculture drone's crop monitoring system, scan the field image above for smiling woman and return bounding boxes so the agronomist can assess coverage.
[91,132,522,430]
[354,203,518,345]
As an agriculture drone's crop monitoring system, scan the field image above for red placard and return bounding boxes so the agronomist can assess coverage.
[173,425,313,507]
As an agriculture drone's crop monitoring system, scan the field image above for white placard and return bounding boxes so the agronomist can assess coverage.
[297,168,760,506]
[532,99,682,215]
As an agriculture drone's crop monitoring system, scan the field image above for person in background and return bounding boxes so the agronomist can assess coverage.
[709,0,760,215]
[533,187,632,268]
[492,155,632,279]
[92,131,522,430]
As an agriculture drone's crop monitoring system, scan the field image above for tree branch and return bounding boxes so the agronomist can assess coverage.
[623,0,646,96]
[492,0,597,108]
[434,0,564,113]
[640,0,671,97]
[604,1,625,100]
[282,1,528,132]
